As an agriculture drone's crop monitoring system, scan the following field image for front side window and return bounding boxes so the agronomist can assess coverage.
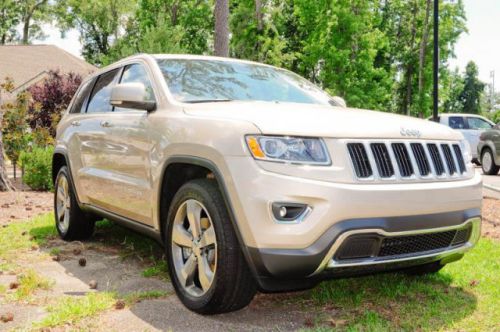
[156,58,335,106]
[448,116,466,129]
[70,79,94,114]
[86,69,121,113]
[467,117,493,130]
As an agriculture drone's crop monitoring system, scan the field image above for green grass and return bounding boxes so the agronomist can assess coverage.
[34,292,116,328]
[302,238,500,331]
[7,269,52,302]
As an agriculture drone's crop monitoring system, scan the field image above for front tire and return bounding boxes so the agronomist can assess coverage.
[165,179,257,314]
[54,166,95,240]
[481,148,499,175]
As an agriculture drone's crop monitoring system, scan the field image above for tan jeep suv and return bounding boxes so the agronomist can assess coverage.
[53,54,482,314]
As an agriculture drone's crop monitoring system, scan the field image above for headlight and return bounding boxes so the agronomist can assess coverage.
[245,135,331,165]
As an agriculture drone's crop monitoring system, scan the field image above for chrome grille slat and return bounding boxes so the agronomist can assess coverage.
[370,143,394,178]
[410,143,431,176]
[347,140,468,181]
[347,143,372,178]
[453,144,467,174]
[441,144,457,175]
[392,143,414,177]
[427,143,445,176]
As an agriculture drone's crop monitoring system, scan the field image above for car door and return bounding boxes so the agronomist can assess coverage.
[466,117,494,159]
[75,68,123,209]
[93,63,157,226]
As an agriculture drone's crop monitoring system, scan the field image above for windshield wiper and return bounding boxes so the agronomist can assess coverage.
[183,99,233,104]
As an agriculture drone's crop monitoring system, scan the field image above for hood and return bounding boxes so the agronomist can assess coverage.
[183,101,463,140]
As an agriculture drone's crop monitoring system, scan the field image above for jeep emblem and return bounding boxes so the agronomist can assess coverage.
[400,127,421,138]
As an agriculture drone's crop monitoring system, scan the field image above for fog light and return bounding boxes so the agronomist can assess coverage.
[272,203,311,223]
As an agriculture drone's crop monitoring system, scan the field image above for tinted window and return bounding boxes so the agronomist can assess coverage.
[70,79,93,114]
[156,59,334,105]
[448,116,466,129]
[467,117,493,130]
[86,69,121,113]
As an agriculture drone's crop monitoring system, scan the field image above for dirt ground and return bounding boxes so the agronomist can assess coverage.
[0,191,52,225]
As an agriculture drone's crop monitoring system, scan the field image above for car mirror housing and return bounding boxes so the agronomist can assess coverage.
[110,83,156,112]
[331,96,347,108]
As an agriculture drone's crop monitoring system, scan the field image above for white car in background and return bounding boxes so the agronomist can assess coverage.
[433,113,495,163]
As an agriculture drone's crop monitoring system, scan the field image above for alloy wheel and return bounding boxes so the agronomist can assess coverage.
[55,175,71,233]
[171,199,217,297]
[483,151,493,172]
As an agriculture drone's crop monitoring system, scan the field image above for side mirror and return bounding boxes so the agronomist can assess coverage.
[331,96,347,108]
[110,83,156,112]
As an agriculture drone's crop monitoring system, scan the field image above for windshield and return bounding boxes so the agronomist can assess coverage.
[156,58,335,105]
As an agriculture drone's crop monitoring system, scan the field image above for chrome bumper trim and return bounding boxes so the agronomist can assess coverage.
[312,217,481,275]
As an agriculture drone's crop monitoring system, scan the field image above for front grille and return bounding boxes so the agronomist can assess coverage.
[346,140,468,181]
[347,143,372,178]
[392,143,414,177]
[370,143,394,178]
[336,226,471,261]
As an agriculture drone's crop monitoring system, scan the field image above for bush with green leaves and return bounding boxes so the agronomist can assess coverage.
[18,146,54,191]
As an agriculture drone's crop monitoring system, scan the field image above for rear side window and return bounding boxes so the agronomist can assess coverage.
[86,69,121,113]
[70,79,94,114]
[448,116,466,129]
[467,117,493,130]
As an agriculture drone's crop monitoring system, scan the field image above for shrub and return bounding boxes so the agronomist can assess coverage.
[18,146,54,191]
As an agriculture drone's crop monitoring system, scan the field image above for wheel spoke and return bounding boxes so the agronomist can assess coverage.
[57,187,65,201]
[186,200,202,239]
[197,255,214,291]
[172,225,193,248]
[180,254,197,286]
[199,225,216,248]
[57,204,65,221]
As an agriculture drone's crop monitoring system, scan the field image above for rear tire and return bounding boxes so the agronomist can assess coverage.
[54,166,95,241]
[165,179,257,314]
[404,261,444,276]
[481,148,499,175]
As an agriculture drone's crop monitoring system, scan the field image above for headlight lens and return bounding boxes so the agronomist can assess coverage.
[246,135,331,165]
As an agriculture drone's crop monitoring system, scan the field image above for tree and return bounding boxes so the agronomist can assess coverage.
[56,0,135,65]
[0,79,15,191]
[0,0,20,44]
[19,0,50,44]
[27,70,82,137]
[214,0,229,56]
[458,61,485,114]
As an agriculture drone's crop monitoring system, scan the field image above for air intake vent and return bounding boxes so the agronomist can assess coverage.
[347,143,372,178]
[453,144,467,174]
[392,143,414,177]
[410,143,431,176]
[441,144,457,175]
[370,143,394,178]
[427,144,445,176]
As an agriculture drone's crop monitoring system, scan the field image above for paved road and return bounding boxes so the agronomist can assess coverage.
[476,168,500,199]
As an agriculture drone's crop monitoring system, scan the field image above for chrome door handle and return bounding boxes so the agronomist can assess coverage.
[71,120,80,127]
[100,121,112,128]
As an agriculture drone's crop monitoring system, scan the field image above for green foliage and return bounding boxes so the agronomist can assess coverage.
[0,0,20,43]
[0,87,31,165]
[18,146,54,191]
[459,61,486,114]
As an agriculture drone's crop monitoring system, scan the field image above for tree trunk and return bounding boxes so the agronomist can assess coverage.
[255,0,263,32]
[22,16,30,44]
[214,0,229,57]
[0,131,14,192]
[418,0,432,98]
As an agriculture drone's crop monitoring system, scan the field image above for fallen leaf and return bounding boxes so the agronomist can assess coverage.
[89,280,97,289]
[327,318,347,327]
[114,299,126,310]
[469,280,480,287]
[9,282,19,289]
